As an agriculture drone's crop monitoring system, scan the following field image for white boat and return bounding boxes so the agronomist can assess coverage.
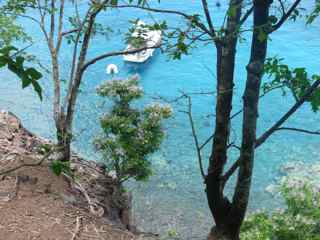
[123,21,162,63]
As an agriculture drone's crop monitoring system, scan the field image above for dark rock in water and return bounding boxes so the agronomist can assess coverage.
[216,1,221,7]
[203,120,210,127]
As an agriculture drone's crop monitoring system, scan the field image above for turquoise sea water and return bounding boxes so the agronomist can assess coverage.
[0,1,319,239]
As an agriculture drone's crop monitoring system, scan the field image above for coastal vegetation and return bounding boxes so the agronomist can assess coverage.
[241,180,320,240]
[95,74,172,184]
[0,0,319,240]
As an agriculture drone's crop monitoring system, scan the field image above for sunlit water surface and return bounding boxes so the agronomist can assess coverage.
[0,1,319,239]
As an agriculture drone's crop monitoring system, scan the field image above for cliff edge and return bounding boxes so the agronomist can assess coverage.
[0,110,156,240]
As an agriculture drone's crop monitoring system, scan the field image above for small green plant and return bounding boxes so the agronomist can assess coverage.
[50,160,71,177]
[37,143,52,155]
[166,229,180,239]
[241,179,320,240]
[95,75,172,184]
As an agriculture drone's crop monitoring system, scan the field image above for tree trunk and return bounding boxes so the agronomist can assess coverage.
[228,0,272,236]
[208,226,239,240]
[50,51,72,161]
[63,12,99,160]
[206,0,242,237]
[206,0,273,238]
[56,119,71,161]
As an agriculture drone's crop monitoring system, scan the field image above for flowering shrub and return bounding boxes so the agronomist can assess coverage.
[95,75,172,183]
[241,179,320,240]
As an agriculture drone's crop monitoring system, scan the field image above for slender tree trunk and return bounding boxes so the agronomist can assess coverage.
[63,13,98,158]
[51,51,72,161]
[56,116,71,161]
[206,1,242,239]
[55,2,106,161]
[53,8,98,161]
[50,50,71,161]
[227,0,271,237]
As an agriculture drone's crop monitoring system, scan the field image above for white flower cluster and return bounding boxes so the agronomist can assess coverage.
[145,103,173,118]
[114,147,126,158]
[97,74,143,99]
[136,128,145,141]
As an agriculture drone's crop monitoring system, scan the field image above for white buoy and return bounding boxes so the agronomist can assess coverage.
[106,64,119,75]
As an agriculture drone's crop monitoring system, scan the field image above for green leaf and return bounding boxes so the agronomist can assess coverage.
[110,0,118,6]
[50,160,71,176]
[31,80,43,101]
[26,67,42,80]
[0,46,17,55]
[0,56,8,67]
[257,27,267,42]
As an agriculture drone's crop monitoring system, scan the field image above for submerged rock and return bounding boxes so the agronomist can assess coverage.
[266,160,320,195]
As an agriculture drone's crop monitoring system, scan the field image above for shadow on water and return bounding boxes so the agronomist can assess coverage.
[123,49,161,76]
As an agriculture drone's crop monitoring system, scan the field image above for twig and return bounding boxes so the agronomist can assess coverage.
[10,43,34,58]
[201,0,216,36]
[71,216,82,240]
[63,174,104,217]
[222,78,320,184]
[274,127,320,135]
[270,0,302,33]
[185,96,206,179]
[0,149,53,176]
[93,225,104,240]
[81,43,161,73]
[113,4,212,36]
[239,6,254,26]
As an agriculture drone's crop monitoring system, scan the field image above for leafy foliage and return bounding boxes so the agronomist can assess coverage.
[95,75,172,183]
[0,12,30,46]
[50,160,72,176]
[241,181,320,240]
[65,16,113,44]
[0,46,43,100]
[307,0,320,24]
[0,2,43,100]
[37,143,52,155]
[263,57,320,112]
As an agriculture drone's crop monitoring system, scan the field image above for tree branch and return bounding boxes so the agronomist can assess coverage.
[49,0,55,49]
[256,78,320,147]
[201,0,216,36]
[113,4,213,37]
[61,28,80,36]
[185,96,206,180]
[274,127,320,135]
[221,159,240,186]
[81,43,161,73]
[239,6,253,26]
[63,6,93,111]
[270,0,302,33]
[0,149,53,176]
[222,78,320,184]
[56,0,65,52]
[66,0,110,126]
